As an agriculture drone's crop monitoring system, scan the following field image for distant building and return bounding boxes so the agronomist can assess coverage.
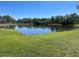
[0,18,7,23]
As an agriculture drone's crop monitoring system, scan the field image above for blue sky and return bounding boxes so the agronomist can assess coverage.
[0,1,78,20]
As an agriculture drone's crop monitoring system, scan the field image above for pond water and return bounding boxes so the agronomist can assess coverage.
[0,24,78,35]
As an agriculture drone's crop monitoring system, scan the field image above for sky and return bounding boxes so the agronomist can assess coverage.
[0,1,78,20]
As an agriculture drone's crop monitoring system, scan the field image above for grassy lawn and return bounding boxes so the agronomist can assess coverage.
[0,29,79,56]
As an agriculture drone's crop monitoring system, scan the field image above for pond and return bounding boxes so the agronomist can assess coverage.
[0,24,78,35]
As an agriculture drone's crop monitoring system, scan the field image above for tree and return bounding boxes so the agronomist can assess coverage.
[51,16,55,24]
[76,5,79,10]
[2,15,15,23]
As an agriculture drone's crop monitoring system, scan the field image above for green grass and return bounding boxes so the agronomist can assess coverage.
[0,29,79,56]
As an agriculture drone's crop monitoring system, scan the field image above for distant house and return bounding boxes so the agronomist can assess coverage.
[0,18,7,23]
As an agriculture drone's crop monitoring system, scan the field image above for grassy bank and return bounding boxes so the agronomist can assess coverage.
[0,29,79,56]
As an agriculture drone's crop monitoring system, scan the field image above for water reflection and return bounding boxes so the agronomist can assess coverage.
[50,26,74,32]
[15,26,52,35]
[0,24,78,35]
[0,25,15,29]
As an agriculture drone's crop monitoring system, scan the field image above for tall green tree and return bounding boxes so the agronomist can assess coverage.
[2,15,15,23]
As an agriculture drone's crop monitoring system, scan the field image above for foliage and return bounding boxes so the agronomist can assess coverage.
[0,15,16,23]
[16,13,79,26]
[0,13,79,26]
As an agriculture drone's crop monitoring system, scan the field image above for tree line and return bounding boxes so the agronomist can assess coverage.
[0,13,79,26]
